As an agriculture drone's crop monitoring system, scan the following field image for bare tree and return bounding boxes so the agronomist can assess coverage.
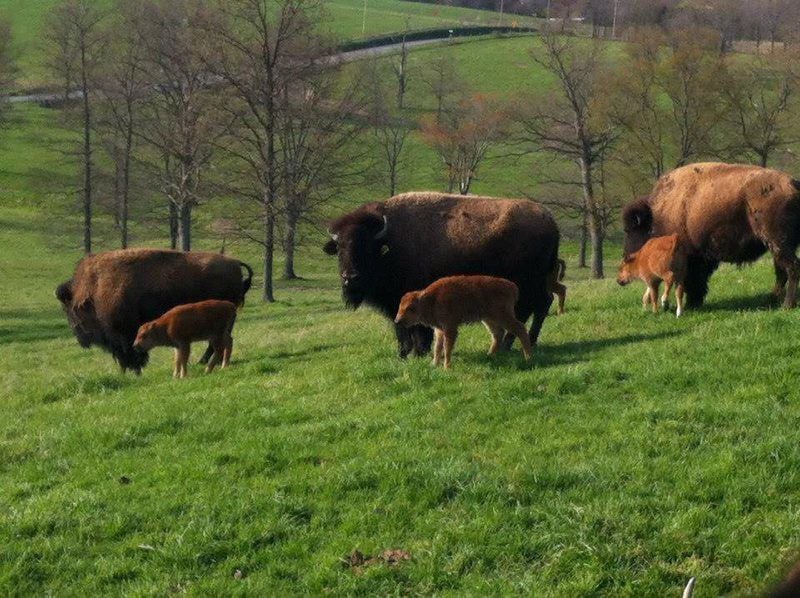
[134,0,223,252]
[720,54,799,166]
[516,32,616,279]
[277,65,366,279]
[421,52,466,122]
[94,0,148,248]
[44,0,106,254]
[207,0,331,301]
[361,59,411,197]
[392,29,410,110]
[420,93,506,195]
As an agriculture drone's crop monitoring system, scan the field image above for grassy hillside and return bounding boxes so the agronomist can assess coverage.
[3,24,800,597]
[0,0,537,91]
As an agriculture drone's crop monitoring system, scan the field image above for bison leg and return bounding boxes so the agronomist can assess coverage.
[773,256,789,299]
[501,299,534,351]
[684,255,719,308]
[675,284,685,317]
[410,325,433,357]
[499,311,532,360]
[527,287,554,348]
[198,343,215,365]
[774,251,800,308]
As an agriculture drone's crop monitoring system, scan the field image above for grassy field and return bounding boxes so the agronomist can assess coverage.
[0,0,537,91]
[2,19,800,595]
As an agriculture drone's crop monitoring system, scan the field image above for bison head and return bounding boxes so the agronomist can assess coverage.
[323,204,389,308]
[622,197,653,257]
[55,278,100,348]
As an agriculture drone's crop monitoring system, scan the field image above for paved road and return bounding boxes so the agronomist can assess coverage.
[6,29,535,105]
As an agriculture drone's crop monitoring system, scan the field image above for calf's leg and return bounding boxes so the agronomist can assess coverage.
[483,321,505,355]
[172,349,181,378]
[773,256,788,299]
[500,309,532,360]
[432,328,445,366]
[198,343,215,365]
[648,283,659,314]
[176,343,190,378]
[675,284,685,317]
[642,287,651,309]
[222,336,233,368]
[552,283,566,315]
[205,337,223,373]
[442,327,458,369]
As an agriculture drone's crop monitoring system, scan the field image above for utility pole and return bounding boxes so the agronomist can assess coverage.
[362,0,368,35]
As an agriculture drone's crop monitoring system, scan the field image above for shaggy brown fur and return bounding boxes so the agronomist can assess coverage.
[324,192,559,358]
[133,300,237,378]
[623,163,800,308]
[394,275,532,369]
[617,234,688,317]
[56,249,253,372]
[547,258,567,315]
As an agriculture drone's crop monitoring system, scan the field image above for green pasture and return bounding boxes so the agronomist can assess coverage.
[1,20,800,595]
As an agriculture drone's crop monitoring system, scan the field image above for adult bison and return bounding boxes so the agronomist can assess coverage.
[623,162,800,308]
[323,192,560,357]
[55,248,253,372]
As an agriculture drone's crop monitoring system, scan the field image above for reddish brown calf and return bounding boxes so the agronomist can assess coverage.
[133,299,237,378]
[394,275,532,369]
[617,233,688,317]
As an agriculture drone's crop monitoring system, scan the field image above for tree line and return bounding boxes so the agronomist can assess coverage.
[1,0,798,294]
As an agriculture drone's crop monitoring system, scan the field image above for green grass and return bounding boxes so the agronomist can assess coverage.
[0,0,537,91]
[2,32,800,596]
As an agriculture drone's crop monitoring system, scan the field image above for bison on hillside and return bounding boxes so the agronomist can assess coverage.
[56,248,253,372]
[323,192,560,357]
[623,162,800,308]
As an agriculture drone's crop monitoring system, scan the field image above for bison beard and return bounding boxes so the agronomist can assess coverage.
[325,193,560,357]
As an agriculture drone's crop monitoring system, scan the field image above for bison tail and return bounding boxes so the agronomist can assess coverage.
[239,261,254,301]
[556,258,566,282]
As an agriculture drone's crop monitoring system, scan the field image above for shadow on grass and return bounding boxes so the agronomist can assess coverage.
[266,342,351,361]
[701,293,780,312]
[0,308,68,344]
[456,330,684,370]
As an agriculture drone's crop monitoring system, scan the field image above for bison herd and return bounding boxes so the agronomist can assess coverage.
[55,161,800,374]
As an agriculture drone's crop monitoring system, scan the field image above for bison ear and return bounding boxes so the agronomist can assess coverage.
[323,239,338,255]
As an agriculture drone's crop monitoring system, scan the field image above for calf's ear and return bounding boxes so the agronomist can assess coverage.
[323,239,338,255]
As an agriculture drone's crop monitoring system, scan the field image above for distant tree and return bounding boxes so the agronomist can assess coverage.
[421,52,466,122]
[0,19,15,121]
[361,59,412,197]
[515,32,616,278]
[420,93,506,195]
[95,0,148,248]
[720,54,799,167]
[134,0,223,252]
[206,0,333,301]
[44,0,106,254]
[392,29,411,109]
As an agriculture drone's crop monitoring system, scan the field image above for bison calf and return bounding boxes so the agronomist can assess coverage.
[132,300,237,378]
[617,233,688,317]
[548,258,567,315]
[394,275,532,369]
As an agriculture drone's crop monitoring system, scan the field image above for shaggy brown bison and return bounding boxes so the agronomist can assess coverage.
[56,249,253,372]
[394,275,532,369]
[623,162,800,308]
[323,192,560,357]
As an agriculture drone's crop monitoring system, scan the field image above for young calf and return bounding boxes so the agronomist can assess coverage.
[548,258,567,315]
[394,275,532,369]
[617,233,688,316]
[132,299,237,378]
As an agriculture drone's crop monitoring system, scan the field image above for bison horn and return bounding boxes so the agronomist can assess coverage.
[682,577,695,598]
[374,215,388,239]
[328,229,338,242]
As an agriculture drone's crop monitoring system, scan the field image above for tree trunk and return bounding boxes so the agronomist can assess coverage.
[169,202,178,249]
[578,211,588,269]
[579,155,603,278]
[389,158,397,196]
[120,115,133,249]
[263,203,275,302]
[283,209,299,280]
[177,202,192,251]
[80,47,92,255]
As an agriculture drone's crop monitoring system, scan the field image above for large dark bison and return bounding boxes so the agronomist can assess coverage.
[623,162,800,308]
[55,248,253,372]
[323,192,560,357]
